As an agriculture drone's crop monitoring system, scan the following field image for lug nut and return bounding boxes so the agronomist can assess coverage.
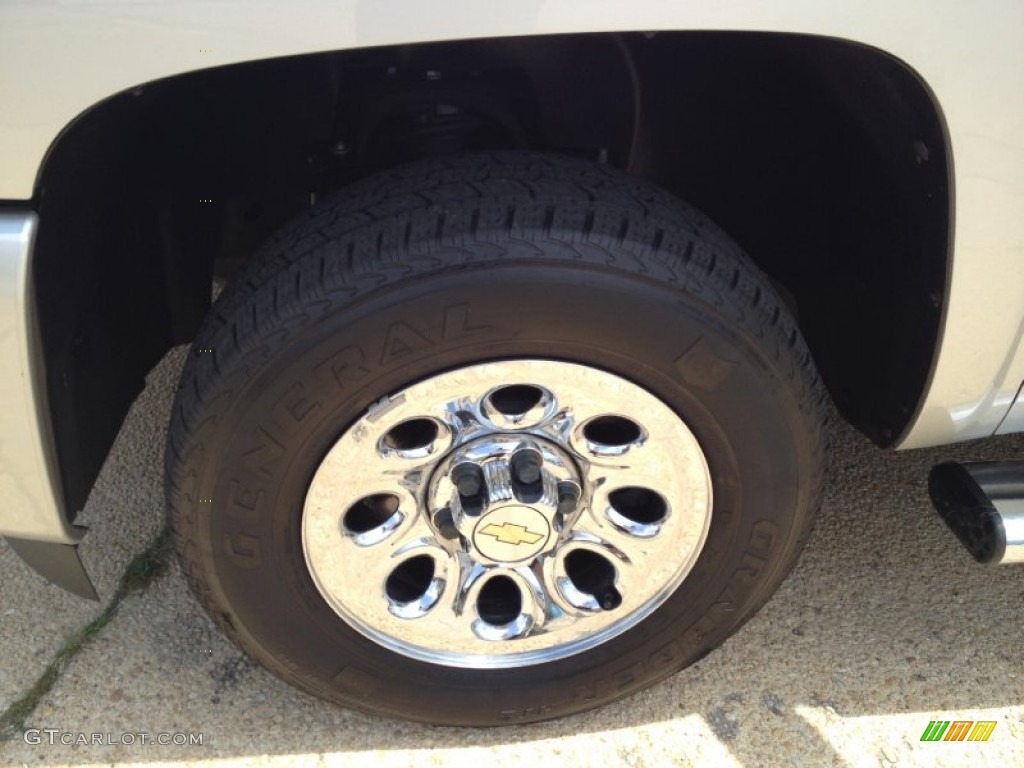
[432,507,459,540]
[451,463,483,497]
[557,481,581,516]
[512,450,543,485]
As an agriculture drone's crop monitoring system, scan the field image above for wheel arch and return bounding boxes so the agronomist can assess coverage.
[26,31,949,525]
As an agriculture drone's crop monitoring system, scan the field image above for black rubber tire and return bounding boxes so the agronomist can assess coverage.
[166,151,828,726]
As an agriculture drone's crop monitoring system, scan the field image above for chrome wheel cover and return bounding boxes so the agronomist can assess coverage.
[302,360,712,668]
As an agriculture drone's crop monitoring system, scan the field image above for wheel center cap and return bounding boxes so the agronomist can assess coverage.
[471,505,552,562]
[427,432,581,565]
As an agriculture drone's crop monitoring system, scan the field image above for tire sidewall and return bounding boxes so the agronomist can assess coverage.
[187,262,813,724]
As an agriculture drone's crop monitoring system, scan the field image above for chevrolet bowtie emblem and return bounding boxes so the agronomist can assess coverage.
[478,522,545,546]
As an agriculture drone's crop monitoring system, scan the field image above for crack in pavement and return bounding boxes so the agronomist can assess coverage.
[0,530,173,741]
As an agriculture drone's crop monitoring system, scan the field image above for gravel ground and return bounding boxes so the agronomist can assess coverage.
[1,344,1022,767]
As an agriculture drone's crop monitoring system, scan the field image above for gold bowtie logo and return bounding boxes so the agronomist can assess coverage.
[479,522,544,546]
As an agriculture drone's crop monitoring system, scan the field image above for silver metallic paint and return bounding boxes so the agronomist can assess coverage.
[0,213,79,544]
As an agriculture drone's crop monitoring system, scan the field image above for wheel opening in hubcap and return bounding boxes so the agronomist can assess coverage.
[488,384,544,416]
[582,415,643,448]
[609,487,668,525]
[302,360,712,668]
[476,575,522,626]
[385,555,435,604]
[565,550,622,611]
[344,494,401,533]
[383,418,438,451]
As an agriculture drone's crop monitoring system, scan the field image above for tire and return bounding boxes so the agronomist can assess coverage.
[166,151,828,725]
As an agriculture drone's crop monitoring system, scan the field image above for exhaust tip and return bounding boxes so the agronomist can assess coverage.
[928,462,1007,564]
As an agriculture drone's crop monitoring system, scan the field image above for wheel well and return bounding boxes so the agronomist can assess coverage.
[30,31,949,518]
